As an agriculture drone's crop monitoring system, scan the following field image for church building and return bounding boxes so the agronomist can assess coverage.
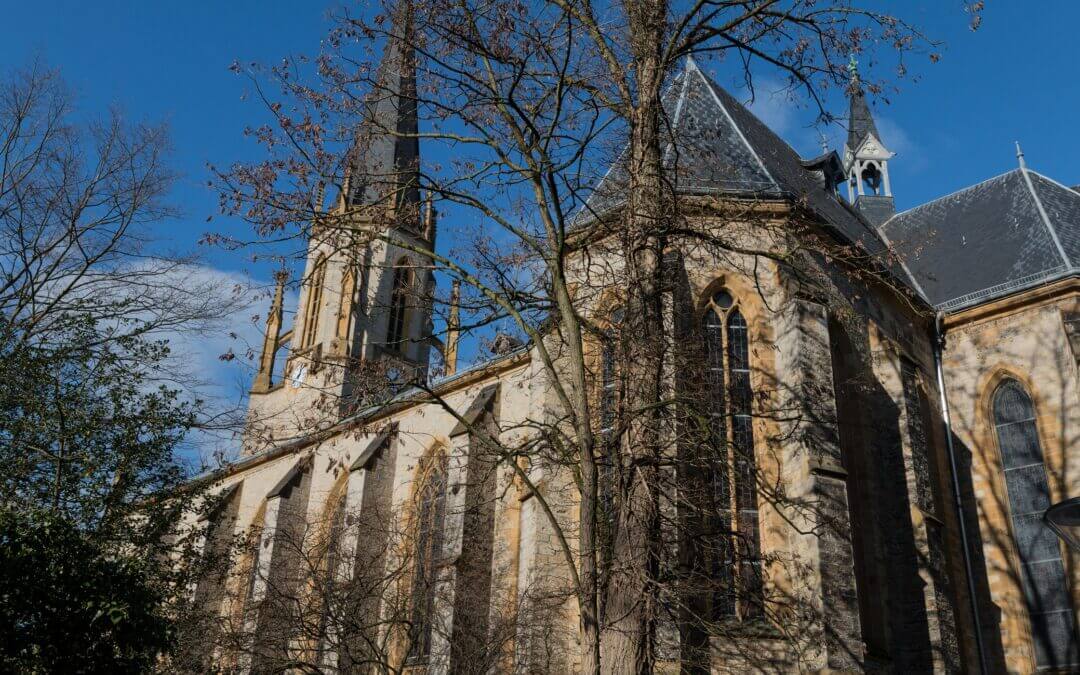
[188,19,1080,674]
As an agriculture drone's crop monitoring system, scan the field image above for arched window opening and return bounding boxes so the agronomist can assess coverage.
[992,380,1079,669]
[315,486,348,666]
[408,451,448,664]
[387,261,412,352]
[599,306,624,548]
[301,256,327,348]
[860,162,882,195]
[702,291,763,620]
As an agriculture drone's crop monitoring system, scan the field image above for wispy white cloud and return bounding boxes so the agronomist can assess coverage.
[743,78,924,178]
[155,264,297,469]
[744,78,837,158]
[875,116,926,172]
[746,79,799,139]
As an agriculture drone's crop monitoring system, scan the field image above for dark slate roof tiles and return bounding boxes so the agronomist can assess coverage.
[580,58,894,263]
[880,168,1080,311]
[1028,173,1080,266]
[846,81,880,152]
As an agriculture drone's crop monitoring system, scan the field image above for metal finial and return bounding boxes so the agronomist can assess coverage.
[1015,141,1027,169]
[819,132,830,155]
[847,54,859,79]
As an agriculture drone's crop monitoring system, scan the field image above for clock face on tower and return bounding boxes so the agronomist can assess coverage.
[290,364,308,389]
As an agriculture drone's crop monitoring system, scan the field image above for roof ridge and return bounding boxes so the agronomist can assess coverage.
[1020,167,1072,268]
[661,67,692,165]
[686,59,780,190]
[1026,168,1080,198]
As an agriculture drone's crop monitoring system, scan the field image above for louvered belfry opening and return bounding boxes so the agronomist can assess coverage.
[386,260,412,352]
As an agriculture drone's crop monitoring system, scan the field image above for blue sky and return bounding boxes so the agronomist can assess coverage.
[3,1,1077,458]
[7,2,1076,264]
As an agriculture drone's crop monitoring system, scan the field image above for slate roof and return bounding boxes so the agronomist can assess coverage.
[579,58,892,261]
[846,80,879,152]
[347,5,421,210]
[879,168,1080,311]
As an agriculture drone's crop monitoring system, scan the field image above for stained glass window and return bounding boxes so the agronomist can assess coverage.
[702,294,761,620]
[408,453,448,663]
[993,380,1078,669]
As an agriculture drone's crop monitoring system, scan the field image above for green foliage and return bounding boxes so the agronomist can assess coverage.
[0,312,199,547]
[0,312,210,670]
[0,508,174,673]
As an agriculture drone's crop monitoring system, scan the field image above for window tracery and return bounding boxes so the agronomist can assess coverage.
[702,289,762,620]
[301,255,327,348]
[387,260,412,352]
[992,379,1078,669]
[407,449,448,664]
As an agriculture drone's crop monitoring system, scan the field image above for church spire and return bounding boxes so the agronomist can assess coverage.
[843,57,895,226]
[347,0,420,215]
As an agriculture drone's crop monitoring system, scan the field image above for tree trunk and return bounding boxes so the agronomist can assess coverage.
[600,2,670,669]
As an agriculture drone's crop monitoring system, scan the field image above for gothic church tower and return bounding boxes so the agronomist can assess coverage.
[245,7,434,451]
[843,64,896,226]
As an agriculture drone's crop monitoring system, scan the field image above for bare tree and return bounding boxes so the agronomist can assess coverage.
[0,61,259,669]
[211,1,983,672]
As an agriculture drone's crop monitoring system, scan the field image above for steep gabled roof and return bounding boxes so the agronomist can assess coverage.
[846,79,880,153]
[347,4,421,210]
[880,167,1080,311]
[579,58,893,259]
[582,58,781,218]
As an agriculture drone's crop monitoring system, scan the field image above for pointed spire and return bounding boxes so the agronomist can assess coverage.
[253,270,288,393]
[347,0,420,214]
[444,280,461,376]
[846,60,880,153]
[423,192,437,245]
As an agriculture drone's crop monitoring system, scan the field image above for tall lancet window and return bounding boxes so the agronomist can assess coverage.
[387,260,412,352]
[315,487,348,665]
[598,307,623,545]
[301,255,327,348]
[408,450,448,664]
[992,380,1079,669]
[702,290,763,620]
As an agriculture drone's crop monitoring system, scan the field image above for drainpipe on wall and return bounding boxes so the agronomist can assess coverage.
[934,311,989,674]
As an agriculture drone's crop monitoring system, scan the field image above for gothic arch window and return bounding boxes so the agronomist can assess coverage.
[992,379,1079,669]
[702,289,762,620]
[315,479,349,666]
[598,306,624,544]
[194,484,243,616]
[407,448,449,664]
[301,255,327,348]
[387,259,412,352]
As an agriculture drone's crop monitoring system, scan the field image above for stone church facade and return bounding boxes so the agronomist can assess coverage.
[188,24,1080,674]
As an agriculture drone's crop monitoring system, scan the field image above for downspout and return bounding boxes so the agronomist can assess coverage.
[934,311,988,674]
